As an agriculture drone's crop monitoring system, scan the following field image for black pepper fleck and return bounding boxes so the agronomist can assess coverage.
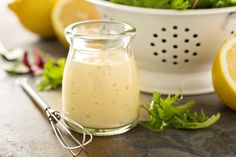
[86,115,91,118]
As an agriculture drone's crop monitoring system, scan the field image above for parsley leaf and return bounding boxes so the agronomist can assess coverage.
[37,58,65,91]
[140,91,220,131]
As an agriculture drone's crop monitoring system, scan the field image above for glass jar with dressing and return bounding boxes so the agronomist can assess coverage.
[62,20,140,136]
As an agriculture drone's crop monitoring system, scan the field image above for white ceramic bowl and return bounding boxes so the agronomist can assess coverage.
[88,0,236,95]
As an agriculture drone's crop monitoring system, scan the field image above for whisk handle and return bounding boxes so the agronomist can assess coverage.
[20,79,50,112]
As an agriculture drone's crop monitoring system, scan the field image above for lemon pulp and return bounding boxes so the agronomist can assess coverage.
[212,37,236,111]
[227,44,236,83]
[52,0,100,46]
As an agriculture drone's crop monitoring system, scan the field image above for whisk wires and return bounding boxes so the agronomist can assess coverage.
[48,110,93,156]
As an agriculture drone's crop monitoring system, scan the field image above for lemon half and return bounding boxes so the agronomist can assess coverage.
[51,0,100,46]
[212,36,236,110]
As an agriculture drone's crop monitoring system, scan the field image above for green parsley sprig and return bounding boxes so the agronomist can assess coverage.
[37,58,65,91]
[140,91,220,131]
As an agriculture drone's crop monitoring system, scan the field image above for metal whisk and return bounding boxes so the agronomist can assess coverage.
[19,79,93,156]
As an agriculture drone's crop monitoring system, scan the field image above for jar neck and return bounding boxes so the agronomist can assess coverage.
[65,20,136,52]
[69,46,133,66]
[70,35,133,52]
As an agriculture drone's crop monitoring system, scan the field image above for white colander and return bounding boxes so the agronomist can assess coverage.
[88,0,236,95]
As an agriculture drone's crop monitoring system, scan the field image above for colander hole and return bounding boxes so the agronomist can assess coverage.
[173,26,178,30]
[153,34,158,38]
[173,62,178,65]
[162,59,167,62]
[231,31,234,35]
[184,39,189,43]
[185,28,190,32]
[153,52,158,56]
[193,34,198,38]
[150,42,155,46]
[173,55,178,59]
[193,52,198,56]
[184,59,189,63]
[162,49,167,53]
[162,28,166,32]
[162,39,167,43]
[184,49,189,53]
[173,34,178,38]
[173,45,178,49]
[196,43,201,47]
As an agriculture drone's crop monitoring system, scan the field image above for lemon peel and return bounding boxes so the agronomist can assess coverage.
[8,0,56,38]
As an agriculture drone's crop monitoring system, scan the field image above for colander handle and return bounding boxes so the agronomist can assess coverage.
[222,12,236,30]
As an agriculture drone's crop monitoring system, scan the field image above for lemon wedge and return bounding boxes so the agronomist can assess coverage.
[51,0,100,46]
[8,0,56,38]
[212,36,236,110]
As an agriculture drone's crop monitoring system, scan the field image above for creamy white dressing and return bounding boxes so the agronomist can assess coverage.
[62,51,140,128]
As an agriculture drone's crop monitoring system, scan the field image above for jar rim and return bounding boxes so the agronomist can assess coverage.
[64,20,136,40]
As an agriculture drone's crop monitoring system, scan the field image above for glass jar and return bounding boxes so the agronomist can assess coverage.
[62,20,140,136]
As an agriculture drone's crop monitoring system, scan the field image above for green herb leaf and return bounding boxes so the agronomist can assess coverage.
[140,91,220,131]
[5,61,30,75]
[108,0,192,9]
[107,0,236,9]
[0,48,25,61]
[195,0,236,8]
[37,58,65,91]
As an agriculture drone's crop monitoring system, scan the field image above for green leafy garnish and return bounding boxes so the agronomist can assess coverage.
[107,0,236,9]
[140,91,220,131]
[0,43,65,91]
[5,61,30,75]
[195,0,236,8]
[0,48,25,61]
[38,58,65,91]
[107,0,192,9]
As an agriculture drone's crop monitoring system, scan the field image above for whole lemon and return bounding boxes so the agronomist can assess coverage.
[8,0,56,38]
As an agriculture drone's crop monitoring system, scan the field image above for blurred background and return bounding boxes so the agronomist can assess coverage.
[0,0,100,51]
[0,0,38,48]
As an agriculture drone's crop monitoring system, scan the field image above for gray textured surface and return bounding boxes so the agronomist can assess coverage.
[85,94,236,157]
[0,5,236,157]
